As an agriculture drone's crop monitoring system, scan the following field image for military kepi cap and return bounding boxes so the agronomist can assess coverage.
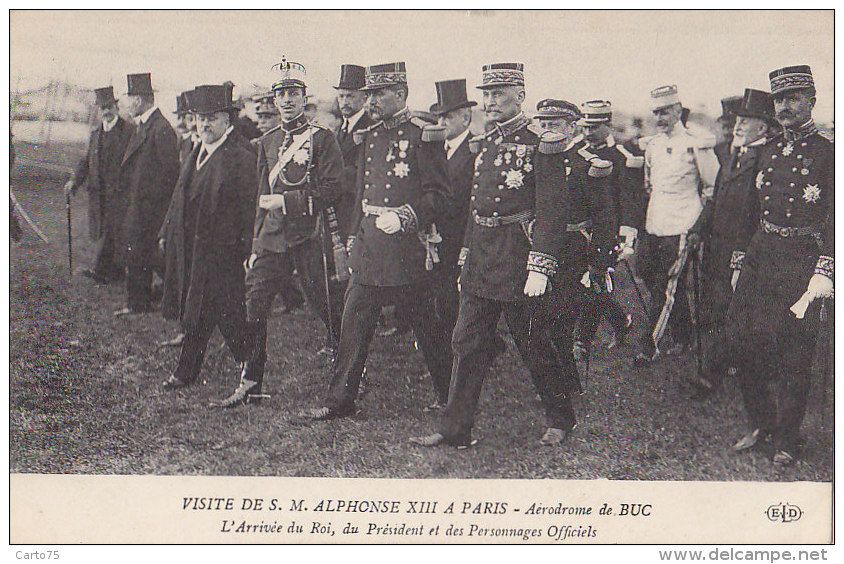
[94,86,118,108]
[650,84,681,111]
[477,62,524,89]
[735,88,775,121]
[433,79,477,116]
[361,62,407,91]
[254,94,279,116]
[578,100,613,125]
[335,64,366,90]
[535,99,581,121]
[186,84,237,115]
[124,73,155,96]
[271,57,307,91]
[769,65,814,96]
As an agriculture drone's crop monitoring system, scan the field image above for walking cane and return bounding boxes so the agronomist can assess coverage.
[65,190,73,272]
[318,207,337,360]
[690,250,704,381]
[818,299,831,430]
[621,259,648,318]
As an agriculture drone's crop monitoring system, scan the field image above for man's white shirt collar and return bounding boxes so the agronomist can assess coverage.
[136,106,157,125]
[344,108,366,133]
[197,126,234,170]
[102,115,119,132]
[446,128,471,160]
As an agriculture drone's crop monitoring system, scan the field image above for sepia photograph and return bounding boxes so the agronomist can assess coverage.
[7,8,834,546]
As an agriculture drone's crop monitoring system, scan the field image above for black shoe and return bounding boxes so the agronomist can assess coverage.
[772,449,797,466]
[731,429,769,452]
[540,427,573,446]
[423,400,444,413]
[210,378,264,408]
[299,405,356,420]
[688,375,716,400]
[607,314,633,349]
[633,350,659,366]
[162,375,192,390]
[409,433,477,450]
[80,268,110,284]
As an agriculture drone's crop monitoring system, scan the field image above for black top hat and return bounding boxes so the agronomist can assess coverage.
[94,86,118,108]
[124,73,155,96]
[719,95,742,121]
[735,88,775,122]
[186,84,237,115]
[335,64,366,90]
[432,79,477,116]
[173,91,190,115]
[769,65,814,96]
[361,62,407,91]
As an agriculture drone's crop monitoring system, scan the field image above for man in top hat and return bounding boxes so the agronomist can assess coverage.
[411,63,584,448]
[334,64,376,240]
[156,84,257,391]
[216,59,346,407]
[64,86,135,284]
[174,91,200,165]
[714,95,743,167]
[116,73,179,316]
[689,88,778,398]
[633,84,719,365]
[572,100,642,358]
[301,61,453,419]
[725,66,833,465]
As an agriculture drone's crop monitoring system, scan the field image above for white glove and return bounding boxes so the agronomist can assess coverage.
[158,238,166,252]
[806,273,833,299]
[245,253,258,270]
[456,272,462,294]
[258,194,286,211]
[375,211,402,234]
[63,180,75,196]
[730,270,740,292]
[617,244,635,262]
[524,271,549,297]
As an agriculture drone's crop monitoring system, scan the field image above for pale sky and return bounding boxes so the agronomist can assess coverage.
[9,10,835,123]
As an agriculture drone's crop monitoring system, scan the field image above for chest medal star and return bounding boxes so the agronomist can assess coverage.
[782,143,794,157]
[292,148,309,166]
[393,162,410,178]
[504,169,525,189]
[803,183,821,203]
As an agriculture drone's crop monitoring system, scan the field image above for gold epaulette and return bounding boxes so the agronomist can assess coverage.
[420,124,447,143]
[353,121,382,145]
[538,132,568,154]
[588,158,613,178]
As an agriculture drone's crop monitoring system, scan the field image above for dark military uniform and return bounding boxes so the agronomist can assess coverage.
[437,112,584,445]
[575,135,638,350]
[245,113,346,389]
[322,107,453,412]
[726,119,833,455]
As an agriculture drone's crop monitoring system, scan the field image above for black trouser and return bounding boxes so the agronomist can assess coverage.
[438,291,579,445]
[325,278,453,410]
[244,240,346,385]
[734,330,817,454]
[575,290,629,347]
[433,263,461,339]
[173,295,251,384]
[637,233,693,355]
[126,258,154,313]
[91,227,124,282]
[699,236,736,385]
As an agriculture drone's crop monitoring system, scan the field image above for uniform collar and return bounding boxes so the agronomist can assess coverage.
[493,111,530,138]
[281,112,309,134]
[382,107,410,129]
[783,118,817,142]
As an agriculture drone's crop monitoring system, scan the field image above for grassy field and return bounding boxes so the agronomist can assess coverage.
[9,146,833,480]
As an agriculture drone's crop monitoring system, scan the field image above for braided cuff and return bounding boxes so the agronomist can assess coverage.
[527,251,558,277]
[730,250,745,271]
[457,246,470,267]
[395,204,418,232]
[815,255,833,280]
[346,236,356,255]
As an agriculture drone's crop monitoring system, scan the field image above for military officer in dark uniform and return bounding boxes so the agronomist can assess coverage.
[157,85,257,391]
[690,89,777,397]
[573,101,637,356]
[411,63,587,448]
[215,59,346,407]
[726,66,833,465]
[301,61,453,419]
[64,86,134,284]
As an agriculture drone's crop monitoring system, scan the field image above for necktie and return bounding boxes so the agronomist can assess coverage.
[197,148,208,168]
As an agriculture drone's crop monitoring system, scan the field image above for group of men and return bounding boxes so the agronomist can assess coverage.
[65,60,832,467]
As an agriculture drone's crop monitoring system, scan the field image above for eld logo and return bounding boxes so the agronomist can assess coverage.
[766,503,803,523]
